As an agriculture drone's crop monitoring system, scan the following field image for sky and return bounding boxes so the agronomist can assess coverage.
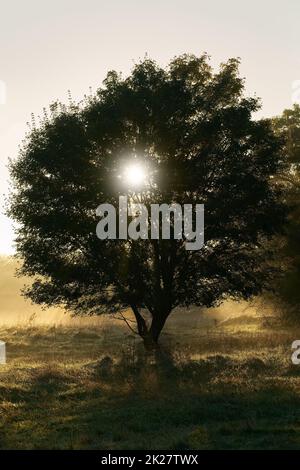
[0,0,299,254]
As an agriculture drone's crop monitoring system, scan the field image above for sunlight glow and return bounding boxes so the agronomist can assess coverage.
[122,162,148,188]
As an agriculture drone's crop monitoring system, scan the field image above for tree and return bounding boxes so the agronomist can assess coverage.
[8,54,286,349]
[272,105,300,320]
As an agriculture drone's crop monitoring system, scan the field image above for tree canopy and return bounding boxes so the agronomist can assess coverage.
[272,105,300,319]
[8,54,286,347]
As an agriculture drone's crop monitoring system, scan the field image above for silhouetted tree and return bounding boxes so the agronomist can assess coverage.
[8,54,285,348]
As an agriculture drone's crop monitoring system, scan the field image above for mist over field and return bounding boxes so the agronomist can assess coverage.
[0,255,260,330]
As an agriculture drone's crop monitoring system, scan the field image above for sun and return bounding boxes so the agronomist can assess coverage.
[122,162,148,188]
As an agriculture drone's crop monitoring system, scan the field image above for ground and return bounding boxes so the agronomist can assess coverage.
[0,309,300,450]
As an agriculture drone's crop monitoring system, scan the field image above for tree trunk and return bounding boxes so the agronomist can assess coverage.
[150,315,168,341]
[130,305,170,351]
[143,313,169,350]
[130,304,148,337]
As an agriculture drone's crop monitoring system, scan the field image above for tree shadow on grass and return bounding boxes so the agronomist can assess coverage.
[1,353,300,450]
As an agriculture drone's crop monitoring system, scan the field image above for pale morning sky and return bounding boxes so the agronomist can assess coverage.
[0,0,299,254]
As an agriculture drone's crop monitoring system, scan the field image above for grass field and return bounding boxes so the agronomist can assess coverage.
[0,310,300,450]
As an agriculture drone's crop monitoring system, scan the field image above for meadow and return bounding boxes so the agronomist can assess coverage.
[0,310,300,450]
[0,257,300,450]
